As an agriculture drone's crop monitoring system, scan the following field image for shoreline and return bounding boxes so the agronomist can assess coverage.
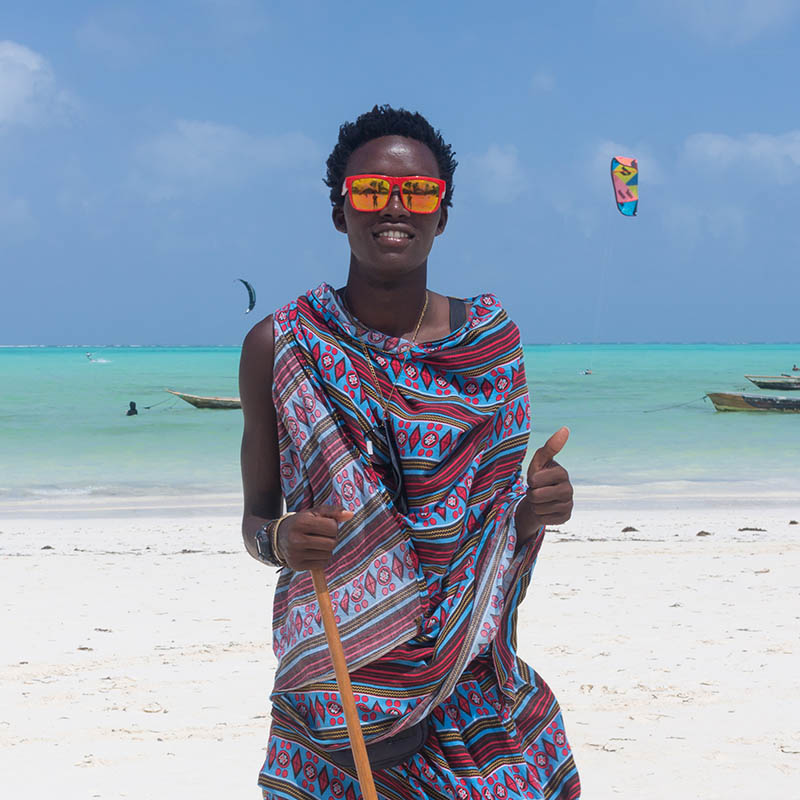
[2,476,798,518]
[0,492,243,520]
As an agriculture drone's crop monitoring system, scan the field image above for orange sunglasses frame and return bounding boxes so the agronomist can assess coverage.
[342,174,446,214]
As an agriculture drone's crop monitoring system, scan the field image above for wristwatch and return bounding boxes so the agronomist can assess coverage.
[254,522,281,567]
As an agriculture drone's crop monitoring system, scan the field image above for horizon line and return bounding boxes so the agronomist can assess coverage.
[2,342,800,348]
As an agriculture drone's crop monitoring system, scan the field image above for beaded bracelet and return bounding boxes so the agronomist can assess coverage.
[270,511,296,567]
[254,511,296,568]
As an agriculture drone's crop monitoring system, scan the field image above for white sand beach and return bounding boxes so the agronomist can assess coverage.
[1,488,798,798]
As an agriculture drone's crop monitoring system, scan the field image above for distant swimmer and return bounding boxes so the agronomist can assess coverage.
[86,352,94,361]
[580,368,592,375]
[126,401,138,416]
[793,364,799,371]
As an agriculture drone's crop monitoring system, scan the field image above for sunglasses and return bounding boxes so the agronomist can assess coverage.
[369,419,409,515]
[342,174,446,214]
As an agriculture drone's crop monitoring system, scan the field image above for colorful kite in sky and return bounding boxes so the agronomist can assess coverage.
[610,156,638,216]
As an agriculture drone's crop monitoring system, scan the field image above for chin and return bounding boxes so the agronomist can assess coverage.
[371,255,427,278]
[352,245,427,274]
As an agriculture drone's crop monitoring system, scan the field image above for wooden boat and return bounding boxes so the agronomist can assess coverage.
[707,392,800,413]
[744,374,800,390]
[166,389,241,409]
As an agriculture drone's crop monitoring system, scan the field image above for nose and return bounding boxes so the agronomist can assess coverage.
[379,186,410,218]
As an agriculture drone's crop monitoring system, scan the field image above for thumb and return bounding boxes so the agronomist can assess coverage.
[531,426,570,472]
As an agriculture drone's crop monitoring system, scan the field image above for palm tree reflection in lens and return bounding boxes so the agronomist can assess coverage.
[402,180,440,213]
[352,178,390,211]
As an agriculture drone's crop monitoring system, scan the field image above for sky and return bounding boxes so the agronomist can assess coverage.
[1,0,799,345]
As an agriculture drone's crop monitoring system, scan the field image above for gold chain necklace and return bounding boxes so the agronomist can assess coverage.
[342,288,429,451]
[358,290,428,417]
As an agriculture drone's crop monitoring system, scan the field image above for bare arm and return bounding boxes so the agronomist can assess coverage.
[239,315,354,570]
[239,315,283,561]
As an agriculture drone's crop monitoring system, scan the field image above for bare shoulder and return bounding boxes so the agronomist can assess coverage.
[239,315,275,411]
[242,314,275,357]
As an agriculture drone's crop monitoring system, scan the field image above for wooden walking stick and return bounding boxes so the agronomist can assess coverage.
[311,568,378,800]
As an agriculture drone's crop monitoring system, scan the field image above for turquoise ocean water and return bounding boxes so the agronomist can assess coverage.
[1,344,798,502]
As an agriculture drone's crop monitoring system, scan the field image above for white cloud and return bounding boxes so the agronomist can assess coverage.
[649,0,798,44]
[0,41,72,128]
[134,119,318,200]
[470,145,525,204]
[684,131,800,181]
[530,69,555,93]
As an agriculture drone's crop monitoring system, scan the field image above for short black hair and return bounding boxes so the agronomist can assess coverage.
[324,104,457,208]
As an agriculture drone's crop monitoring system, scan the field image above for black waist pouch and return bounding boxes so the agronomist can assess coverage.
[324,719,428,771]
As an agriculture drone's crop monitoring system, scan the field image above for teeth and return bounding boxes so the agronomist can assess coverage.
[376,231,410,239]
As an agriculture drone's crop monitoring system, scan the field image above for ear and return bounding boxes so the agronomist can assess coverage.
[332,204,347,233]
[434,205,448,236]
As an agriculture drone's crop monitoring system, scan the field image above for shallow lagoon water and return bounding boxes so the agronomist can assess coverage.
[1,344,798,501]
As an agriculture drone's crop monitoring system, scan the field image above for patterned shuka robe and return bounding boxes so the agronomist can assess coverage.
[259,284,580,800]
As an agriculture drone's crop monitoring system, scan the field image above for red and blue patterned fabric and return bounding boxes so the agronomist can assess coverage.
[260,284,580,799]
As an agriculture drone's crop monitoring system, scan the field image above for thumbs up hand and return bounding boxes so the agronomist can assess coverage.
[515,427,574,544]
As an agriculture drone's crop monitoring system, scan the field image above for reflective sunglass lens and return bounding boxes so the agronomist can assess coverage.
[400,179,442,213]
[349,177,391,211]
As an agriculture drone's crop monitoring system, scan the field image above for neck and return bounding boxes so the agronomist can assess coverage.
[343,270,428,339]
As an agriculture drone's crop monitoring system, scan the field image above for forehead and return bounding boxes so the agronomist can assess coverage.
[345,135,440,178]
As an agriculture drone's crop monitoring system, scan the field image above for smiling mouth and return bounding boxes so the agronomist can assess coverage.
[374,230,413,241]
